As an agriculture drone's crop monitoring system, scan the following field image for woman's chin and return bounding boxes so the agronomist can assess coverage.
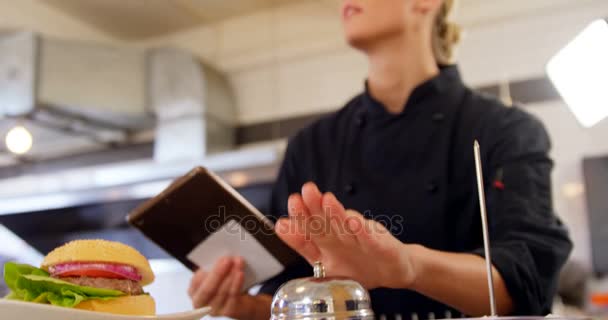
[345,33,375,51]
[343,25,389,51]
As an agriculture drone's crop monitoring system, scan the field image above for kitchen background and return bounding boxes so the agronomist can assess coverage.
[1,0,608,316]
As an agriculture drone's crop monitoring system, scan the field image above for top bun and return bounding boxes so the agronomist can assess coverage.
[41,239,155,286]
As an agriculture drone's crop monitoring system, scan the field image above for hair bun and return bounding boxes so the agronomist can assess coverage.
[432,0,461,65]
[445,22,461,45]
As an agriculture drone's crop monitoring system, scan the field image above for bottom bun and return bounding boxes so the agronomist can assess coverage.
[75,295,156,316]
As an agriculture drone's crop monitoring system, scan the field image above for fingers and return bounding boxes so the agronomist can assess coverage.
[344,209,372,243]
[287,193,310,238]
[189,257,247,318]
[319,192,363,244]
[288,193,309,218]
[222,270,245,318]
[276,218,321,264]
[288,192,327,242]
[322,192,345,216]
[188,269,206,298]
[287,194,311,235]
[302,182,323,216]
[209,266,236,314]
[302,184,331,239]
[283,193,322,262]
[322,192,348,236]
[344,210,392,250]
[191,257,233,308]
[368,218,391,243]
[229,257,245,294]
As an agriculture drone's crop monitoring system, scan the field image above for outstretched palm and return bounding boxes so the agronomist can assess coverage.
[275,182,415,289]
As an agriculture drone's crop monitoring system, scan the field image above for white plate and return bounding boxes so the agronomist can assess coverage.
[0,299,211,320]
[440,317,590,320]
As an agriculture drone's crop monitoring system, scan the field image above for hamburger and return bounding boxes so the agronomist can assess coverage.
[3,239,155,315]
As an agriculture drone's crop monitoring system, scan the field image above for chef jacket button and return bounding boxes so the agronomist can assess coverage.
[426,182,438,194]
[355,114,366,128]
[432,112,445,122]
[344,183,356,195]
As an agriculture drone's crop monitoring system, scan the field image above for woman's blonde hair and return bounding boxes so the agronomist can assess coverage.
[432,0,461,65]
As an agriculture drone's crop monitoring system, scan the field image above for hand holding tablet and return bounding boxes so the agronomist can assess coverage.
[127,167,299,291]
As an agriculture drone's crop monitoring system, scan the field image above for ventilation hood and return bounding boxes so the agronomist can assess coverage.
[0,32,282,215]
[0,31,236,161]
[0,32,151,129]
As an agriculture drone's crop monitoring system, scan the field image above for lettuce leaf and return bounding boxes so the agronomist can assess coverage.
[3,263,48,289]
[3,262,124,308]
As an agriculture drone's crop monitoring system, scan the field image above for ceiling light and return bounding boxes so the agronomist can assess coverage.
[5,125,33,155]
[547,19,608,128]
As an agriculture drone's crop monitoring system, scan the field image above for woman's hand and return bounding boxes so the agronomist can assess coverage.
[275,182,419,289]
[188,256,272,319]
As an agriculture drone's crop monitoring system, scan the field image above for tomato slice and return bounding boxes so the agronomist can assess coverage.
[50,262,141,281]
[57,269,126,279]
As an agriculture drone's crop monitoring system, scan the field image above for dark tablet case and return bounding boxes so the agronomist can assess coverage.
[127,166,299,271]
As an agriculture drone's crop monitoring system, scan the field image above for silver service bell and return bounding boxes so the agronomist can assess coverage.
[270,261,375,320]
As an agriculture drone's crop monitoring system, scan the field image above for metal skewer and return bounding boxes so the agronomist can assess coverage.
[474,140,497,317]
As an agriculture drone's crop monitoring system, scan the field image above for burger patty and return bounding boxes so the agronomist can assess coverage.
[58,276,143,295]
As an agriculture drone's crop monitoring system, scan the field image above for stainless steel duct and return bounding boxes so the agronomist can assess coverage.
[0,31,150,128]
[0,31,264,215]
[149,48,236,162]
[0,31,237,160]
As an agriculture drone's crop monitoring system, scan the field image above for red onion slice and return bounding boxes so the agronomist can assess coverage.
[49,262,142,282]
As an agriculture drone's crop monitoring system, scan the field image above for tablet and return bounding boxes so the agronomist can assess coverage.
[127,166,299,289]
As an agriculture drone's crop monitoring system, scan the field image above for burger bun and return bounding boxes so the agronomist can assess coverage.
[75,295,156,316]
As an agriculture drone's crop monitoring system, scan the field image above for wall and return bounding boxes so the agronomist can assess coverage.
[457,0,608,85]
[527,101,608,268]
[137,0,608,125]
[137,0,362,125]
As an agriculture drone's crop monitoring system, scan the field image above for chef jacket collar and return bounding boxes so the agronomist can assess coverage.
[362,64,463,119]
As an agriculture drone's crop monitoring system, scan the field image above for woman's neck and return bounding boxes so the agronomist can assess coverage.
[366,36,439,114]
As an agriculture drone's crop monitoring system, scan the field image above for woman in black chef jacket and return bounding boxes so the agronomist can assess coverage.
[188,0,572,319]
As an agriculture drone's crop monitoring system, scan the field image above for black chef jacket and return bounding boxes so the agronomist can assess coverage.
[259,65,572,319]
